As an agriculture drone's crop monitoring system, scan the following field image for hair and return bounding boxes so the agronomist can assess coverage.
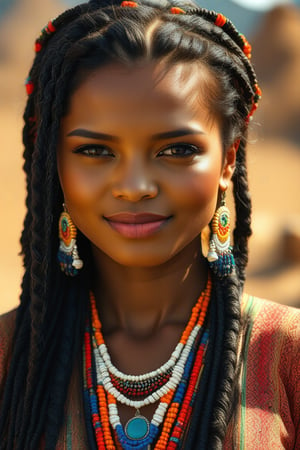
[0,1,260,448]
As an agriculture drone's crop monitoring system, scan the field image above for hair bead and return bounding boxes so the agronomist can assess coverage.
[246,85,262,122]
[170,7,186,15]
[240,34,252,59]
[120,1,138,7]
[45,21,56,34]
[34,19,57,54]
[254,84,262,101]
[25,78,34,95]
[214,13,226,27]
[35,41,42,53]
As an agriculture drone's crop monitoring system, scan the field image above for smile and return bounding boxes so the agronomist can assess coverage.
[104,213,172,239]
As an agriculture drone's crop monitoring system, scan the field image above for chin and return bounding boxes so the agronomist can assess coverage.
[93,242,180,269]
[109,252,174,268]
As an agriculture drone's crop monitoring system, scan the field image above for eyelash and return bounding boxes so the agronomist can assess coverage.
[157,143,201,158]
[73,143,201,159]
[73,145,114,157]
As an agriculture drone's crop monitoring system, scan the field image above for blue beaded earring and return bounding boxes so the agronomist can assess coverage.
[207,191,235,277]
[57,204,83,276]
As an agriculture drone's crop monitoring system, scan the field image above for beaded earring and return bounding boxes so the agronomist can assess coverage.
[57,204,83,276]
[207,191,235,277]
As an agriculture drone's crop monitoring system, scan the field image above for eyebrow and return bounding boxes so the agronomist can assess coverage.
[67,127,205,141]
[151,128,205,140]
[67,129,119,142]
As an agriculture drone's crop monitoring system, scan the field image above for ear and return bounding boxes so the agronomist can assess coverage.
[219,143,237,191]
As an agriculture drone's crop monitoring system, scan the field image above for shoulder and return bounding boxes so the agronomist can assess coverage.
[240,295,300,445]
[0,309,17,394]
[242,294,299,336]
[241,294,299,368]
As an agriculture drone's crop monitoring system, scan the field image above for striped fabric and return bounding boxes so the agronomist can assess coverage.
[224,295,300,449]
[1,295,299,449]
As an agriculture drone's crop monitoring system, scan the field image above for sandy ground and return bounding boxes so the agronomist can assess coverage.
[0,0,299,314]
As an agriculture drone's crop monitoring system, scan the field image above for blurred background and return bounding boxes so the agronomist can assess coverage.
[0,0,300,314]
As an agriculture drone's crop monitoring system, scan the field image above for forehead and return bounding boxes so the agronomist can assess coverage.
[64,61,219,130]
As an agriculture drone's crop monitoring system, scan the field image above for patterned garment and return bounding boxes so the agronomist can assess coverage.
[0,295,299,449]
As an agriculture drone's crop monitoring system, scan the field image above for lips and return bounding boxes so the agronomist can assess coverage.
[104,212,172,238]
[105,212,170,224]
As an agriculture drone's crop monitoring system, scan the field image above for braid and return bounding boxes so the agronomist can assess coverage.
[232,138,252,285]
[185,280,225,448]
[0,1,260,447]
[184,274,241,449]
[208,276,241,447]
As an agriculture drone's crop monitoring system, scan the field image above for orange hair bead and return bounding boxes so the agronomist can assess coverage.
[170,7,186,14]
[257,87,262,96]
[240,34,252,58]
[121,1,138,7]
[215,13,226,27]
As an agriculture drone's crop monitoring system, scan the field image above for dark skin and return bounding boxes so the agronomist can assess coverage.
[57,61,236,423]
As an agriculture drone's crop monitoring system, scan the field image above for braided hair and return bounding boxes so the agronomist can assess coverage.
[0,1,260,448]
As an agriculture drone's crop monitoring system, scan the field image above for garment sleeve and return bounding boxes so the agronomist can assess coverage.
[280,305,300,448]
[229,296,300,449]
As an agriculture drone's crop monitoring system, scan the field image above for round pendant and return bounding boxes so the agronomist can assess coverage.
[212,205,230,244]
[59,212,76,246]
[125,415,150,440]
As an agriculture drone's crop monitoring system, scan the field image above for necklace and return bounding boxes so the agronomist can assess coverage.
[83,275,212,449]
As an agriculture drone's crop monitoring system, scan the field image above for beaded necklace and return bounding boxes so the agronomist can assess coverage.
[83,276,212,449]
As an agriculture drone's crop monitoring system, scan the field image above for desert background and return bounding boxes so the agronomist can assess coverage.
[0,0,300,314]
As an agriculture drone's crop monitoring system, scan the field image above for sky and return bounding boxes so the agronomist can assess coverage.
[232,0,297,10]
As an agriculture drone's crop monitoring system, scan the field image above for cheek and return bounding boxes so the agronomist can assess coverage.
[170,159,221,216]
[58,167,100,234]
[57,156,103,208]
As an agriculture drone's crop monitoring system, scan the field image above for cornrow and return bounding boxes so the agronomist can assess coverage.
[0,1,260,448]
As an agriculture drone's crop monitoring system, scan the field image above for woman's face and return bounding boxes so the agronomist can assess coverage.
[57,62,235,267]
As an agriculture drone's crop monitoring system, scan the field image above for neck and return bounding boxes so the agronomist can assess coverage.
[92,239,208,338]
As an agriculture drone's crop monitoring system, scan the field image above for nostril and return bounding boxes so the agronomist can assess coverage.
[111,181,159,202]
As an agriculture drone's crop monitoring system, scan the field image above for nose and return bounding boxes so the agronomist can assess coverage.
[111,157,158,202]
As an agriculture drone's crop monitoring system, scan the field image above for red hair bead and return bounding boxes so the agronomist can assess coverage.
[35,41,42,53]
[46,21,56,34]
[215,13,226,27]
[121,1,138,7]
[25,79,34,95]
[170,7,186,14]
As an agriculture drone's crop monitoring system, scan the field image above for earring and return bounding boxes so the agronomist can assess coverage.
[207,191,235,278]
[57,204,83,276]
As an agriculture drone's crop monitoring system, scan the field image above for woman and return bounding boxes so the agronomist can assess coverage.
[0,0,299,448]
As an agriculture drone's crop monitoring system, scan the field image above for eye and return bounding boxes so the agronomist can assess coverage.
[157,143,201,158]
[73,145,115,158]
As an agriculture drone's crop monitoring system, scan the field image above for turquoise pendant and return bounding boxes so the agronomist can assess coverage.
[125,412,150,440]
